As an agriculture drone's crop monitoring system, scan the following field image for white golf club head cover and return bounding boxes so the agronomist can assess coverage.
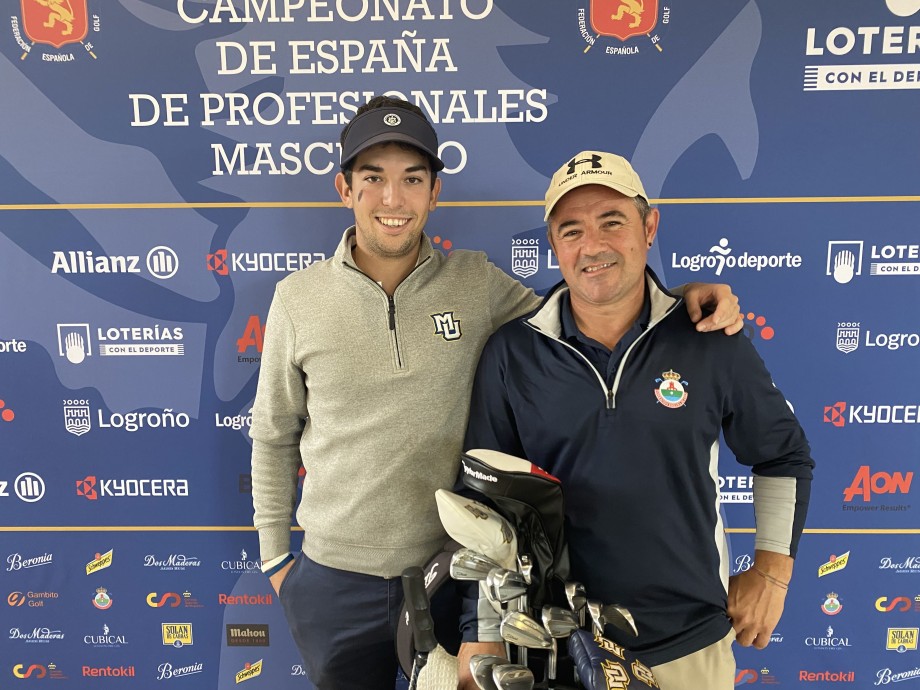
[435,490,518,570]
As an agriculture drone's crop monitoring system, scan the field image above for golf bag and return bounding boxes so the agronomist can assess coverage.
[568,630,658,689]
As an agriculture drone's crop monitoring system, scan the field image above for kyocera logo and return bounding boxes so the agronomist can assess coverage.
[147,592,182,608]
[843,466,913,502]
[824,401,920,427]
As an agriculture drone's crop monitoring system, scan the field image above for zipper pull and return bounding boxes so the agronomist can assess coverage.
[388,296,396,331]
[607,389,615,410]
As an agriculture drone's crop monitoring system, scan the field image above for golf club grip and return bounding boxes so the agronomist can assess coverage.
[401,566,437,655]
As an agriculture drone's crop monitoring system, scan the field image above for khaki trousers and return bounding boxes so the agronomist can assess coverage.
[648,630,736,690]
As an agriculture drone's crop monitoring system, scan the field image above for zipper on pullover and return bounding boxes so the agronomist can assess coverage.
[342,255,431,371]
[527,298,683,411]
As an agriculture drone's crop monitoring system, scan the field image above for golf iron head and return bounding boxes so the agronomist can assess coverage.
[500,610,553,650]
[587,599,639,637]
[450,548,502,582]
[492,663,535,690]
[486,568,529,607]
[469,653,508,690]
[564,581,587,628]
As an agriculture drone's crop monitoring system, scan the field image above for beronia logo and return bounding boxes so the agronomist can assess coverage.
[206,249,325,275]
[876,666,920,685]
[157,662,204,681]
[51,247,178,279]
[671,238,802,276]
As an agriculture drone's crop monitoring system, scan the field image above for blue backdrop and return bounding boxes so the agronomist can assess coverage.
[2,0,919,687]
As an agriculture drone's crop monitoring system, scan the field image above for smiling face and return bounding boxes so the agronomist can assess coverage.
[335,143,441,262]
[547,184,658,312]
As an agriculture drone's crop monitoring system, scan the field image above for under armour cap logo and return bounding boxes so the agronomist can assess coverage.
[383,113,401,126]
[566,154,602,175]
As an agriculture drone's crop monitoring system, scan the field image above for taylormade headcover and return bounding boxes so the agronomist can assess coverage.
[435,489,518,570]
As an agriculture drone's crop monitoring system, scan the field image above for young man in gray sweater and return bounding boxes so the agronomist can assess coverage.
[249,96,742,690]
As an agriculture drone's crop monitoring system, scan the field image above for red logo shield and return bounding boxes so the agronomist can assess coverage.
[590,0,658,41]
[21,0,88,49]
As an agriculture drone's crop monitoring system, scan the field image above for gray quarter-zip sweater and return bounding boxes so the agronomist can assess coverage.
[250,228,538,576]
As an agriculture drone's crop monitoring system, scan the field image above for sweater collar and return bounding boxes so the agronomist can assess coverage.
[335,227,435,271]
[525,267,680,338]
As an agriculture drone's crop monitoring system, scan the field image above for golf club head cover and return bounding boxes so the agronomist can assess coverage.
[435,489,518,570]
[461,449,570,609]
[396,541,460,677]
[568,629,658,690]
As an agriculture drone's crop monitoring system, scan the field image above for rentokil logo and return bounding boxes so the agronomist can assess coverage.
[671,238,802,276]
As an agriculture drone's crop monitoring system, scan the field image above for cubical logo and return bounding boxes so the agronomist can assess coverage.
[843,466,913,503]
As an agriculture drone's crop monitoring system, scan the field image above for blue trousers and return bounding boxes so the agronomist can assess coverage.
[279,552,460,690]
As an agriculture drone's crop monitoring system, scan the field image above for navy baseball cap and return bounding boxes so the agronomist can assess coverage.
[340,107,444,171]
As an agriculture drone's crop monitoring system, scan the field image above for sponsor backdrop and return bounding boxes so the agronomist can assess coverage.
[1,0,918,687]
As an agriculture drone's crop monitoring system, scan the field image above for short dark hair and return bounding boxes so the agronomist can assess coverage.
[340,96,439,189]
